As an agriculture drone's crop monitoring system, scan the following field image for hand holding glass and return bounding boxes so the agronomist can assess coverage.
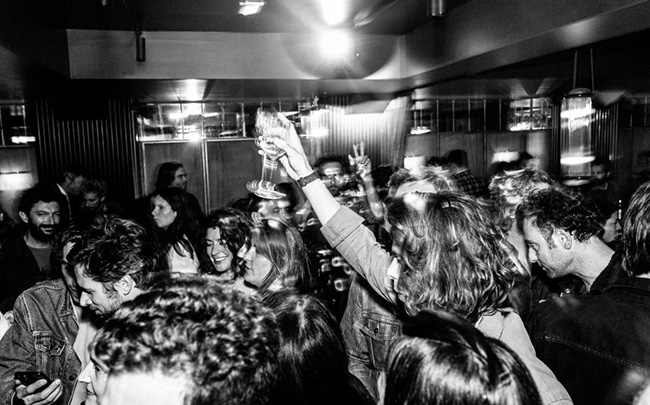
[246,108,291,199]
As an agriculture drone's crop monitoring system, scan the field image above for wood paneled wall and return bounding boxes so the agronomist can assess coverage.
[34,99,138,206]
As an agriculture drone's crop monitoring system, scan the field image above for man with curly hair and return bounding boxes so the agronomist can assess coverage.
[516,187,623,294]
[526,182,650,404]
[73,217,169,318]
[91,277,279,405]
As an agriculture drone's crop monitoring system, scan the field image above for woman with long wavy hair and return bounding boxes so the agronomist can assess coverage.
[149,187,204,276]
[238,218,310,293]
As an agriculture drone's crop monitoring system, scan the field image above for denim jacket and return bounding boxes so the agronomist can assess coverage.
[0,279,80,405]
[340,275,402,401]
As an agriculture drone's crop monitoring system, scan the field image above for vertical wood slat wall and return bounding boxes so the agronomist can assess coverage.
[34,99,138,205]
[313,96,409,168]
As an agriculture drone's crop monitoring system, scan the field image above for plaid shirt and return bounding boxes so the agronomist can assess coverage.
[453,169,485,197]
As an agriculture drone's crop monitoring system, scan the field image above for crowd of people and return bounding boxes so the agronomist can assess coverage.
[0,116,649,405]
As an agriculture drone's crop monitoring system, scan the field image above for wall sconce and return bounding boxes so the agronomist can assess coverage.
[404,155,426,170]
[136,29,146,62]
[239,0,265,16]
[0,171,33,191]
[410,108,431,135]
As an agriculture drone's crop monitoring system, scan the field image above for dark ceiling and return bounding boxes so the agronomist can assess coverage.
[1,0,650,103]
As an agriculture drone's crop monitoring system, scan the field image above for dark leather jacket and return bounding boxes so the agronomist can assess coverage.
[527,277,650,405]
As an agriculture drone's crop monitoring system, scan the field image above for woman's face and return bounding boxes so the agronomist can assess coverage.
[151,195,177,229]
[239,244,273,288]
[205,227,233,273]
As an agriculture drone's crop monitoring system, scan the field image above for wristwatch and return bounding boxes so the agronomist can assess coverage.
[297,171,319,187]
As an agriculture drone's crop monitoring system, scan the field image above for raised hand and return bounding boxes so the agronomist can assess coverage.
[348,142,372,179]
[273,114,314,180]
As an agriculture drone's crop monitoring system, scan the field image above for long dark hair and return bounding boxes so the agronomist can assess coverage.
[150,188,202,263]
[384,310,542,405]
[262,291,372,405]
[155,161,183,190]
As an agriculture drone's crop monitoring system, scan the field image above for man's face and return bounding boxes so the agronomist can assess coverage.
[522,217,568,278]
[82,191,103,210]
[22,201,61,242]
[171,168,188,189]
[61,242,81,305]
[258,199,292,223]
[256,200,278,219]
[591,164,608,184]
[102,372,187,405]
[74,264,123,317]
[319,162,344,196]
[69,175,86,196]
[275,198,293,223]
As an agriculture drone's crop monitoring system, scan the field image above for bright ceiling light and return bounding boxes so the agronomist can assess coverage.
[239,0,265,16]
[319,29,352,60]
[179,79,204,101]
[320,0,347,26]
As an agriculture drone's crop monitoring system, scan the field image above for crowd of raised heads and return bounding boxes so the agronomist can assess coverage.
[1,130,650,405]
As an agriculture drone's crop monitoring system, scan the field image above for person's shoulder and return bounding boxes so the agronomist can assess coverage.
[19,279,67,299]
[527,294,596,332]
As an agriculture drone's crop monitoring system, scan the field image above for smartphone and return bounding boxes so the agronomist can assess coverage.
[14,371,52,387]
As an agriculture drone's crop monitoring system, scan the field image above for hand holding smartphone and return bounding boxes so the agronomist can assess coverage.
[13,371,61,405]
[14,371,52,388]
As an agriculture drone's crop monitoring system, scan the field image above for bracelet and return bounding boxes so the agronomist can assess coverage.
[297,172,319,187]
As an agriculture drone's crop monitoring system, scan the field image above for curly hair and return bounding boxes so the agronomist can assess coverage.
[73,217,169,290]
[51,215,108,277]
[202,208,253,276]
[516,187,604,246]
[91,277,280,405]
[18,183,64,216]
[81,179,108,199]
[250,218,310,292]
[384,310,542,405]
[386,192,515,323]
[622,181,650,276]
[488,168,556,232]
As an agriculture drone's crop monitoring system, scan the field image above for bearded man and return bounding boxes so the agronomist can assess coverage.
[0,184,63,313]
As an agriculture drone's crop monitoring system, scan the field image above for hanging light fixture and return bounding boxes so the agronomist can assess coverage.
[136,28,146,62]
[560,49,595,185]
[428,0,446,17]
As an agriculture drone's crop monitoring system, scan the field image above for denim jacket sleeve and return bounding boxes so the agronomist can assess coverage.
[321,206,395,304]
[0,294,42,403]
[0,281,80,405]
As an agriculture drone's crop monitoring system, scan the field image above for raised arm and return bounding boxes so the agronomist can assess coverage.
[274,119,399,304]
[349,142,385,220]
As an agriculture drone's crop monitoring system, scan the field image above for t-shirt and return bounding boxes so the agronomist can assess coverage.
[28,246,52,276]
